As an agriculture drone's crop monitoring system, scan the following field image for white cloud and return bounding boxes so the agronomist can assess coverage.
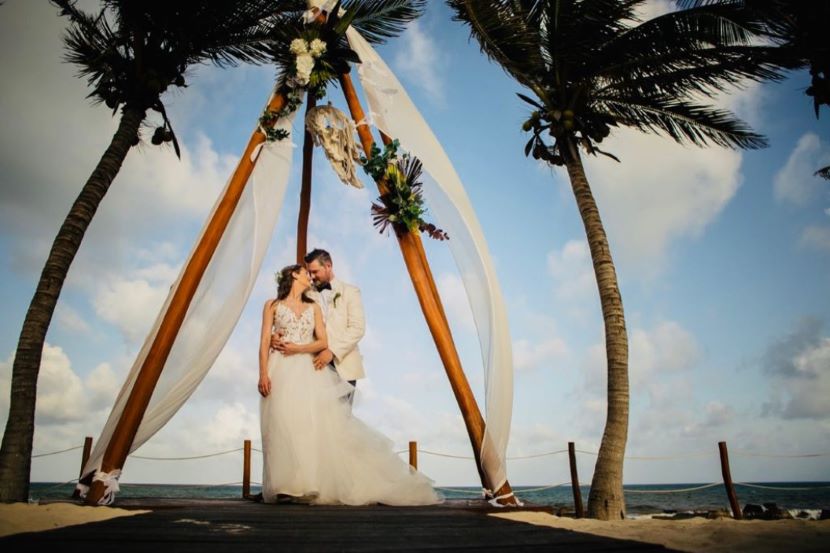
[547,240,595,302]
[85,362,121,412]
[0,2,236,286]
[33,344,87,425]
[774,133,830,206]
[770,337,830,420]
[93,276,169,344]
[513,337,568,372]
[761,318,830,421]
[195,402,260,450]
[394,21,444,104]
[55,304,92,334]
[799,225,830,253]
[436,273,476,332]
[583,128,742,270]
[701,401,736,427]
[581,321,701,401]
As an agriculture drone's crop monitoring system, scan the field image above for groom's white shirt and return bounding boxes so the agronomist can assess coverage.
[310,278,365,381]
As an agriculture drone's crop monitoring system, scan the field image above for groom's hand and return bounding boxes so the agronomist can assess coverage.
[313,349,333,370]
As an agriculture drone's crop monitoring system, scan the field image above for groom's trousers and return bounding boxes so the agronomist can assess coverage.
[329,363,357,408]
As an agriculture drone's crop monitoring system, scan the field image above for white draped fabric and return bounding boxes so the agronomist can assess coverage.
[79,103,299,487]
[346,29,514,494]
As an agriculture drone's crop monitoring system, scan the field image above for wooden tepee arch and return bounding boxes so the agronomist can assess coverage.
[83,4,517,507]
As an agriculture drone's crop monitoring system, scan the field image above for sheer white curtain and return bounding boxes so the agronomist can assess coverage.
[79,101,298,489]
[347,29,514,495]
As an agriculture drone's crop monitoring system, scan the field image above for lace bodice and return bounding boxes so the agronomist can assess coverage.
[274,302,315,344]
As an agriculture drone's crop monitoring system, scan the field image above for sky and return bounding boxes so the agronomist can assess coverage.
[1,1,828,490]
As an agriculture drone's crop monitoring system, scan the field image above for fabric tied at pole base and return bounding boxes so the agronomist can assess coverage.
[75,469,122,506]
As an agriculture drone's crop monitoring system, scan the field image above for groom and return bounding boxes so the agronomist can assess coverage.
[273,248,365,403]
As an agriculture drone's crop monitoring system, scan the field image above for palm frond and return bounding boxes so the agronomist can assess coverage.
[596,45,793,99]
[345,0,426,44]
[599,96,767,149]
[447,0,543,88]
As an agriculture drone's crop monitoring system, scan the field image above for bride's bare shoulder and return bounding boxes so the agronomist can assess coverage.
[264,298,279,312]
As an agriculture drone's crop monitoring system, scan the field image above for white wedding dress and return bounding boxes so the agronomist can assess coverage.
[260,303,441,505]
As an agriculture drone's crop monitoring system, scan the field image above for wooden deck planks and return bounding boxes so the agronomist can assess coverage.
[2,500,681,551]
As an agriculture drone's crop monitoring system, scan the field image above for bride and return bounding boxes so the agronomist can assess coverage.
[258,263,441,506]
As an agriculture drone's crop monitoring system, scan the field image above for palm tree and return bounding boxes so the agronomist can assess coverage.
[0,0,287,503]
[448,0,788,519]
[682,0,830,179]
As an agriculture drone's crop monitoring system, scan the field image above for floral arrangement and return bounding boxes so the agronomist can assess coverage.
[258,5,361,143]
[289,37,327,88]
[361,140,448,241]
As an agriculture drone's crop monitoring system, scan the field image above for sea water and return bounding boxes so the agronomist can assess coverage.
[29,481,829,519]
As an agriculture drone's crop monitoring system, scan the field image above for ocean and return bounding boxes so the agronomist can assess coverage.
[29,481,829,519]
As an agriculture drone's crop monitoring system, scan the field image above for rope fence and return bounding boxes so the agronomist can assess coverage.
[32,437,829,516]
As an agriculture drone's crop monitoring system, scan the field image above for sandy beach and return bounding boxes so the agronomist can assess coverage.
[492,511,830,553]
[0,502,149,537]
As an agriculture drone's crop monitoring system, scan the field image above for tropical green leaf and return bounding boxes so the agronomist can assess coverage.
[345,0,426,44]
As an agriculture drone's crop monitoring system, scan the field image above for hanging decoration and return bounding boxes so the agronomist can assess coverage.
[305,103,364,188]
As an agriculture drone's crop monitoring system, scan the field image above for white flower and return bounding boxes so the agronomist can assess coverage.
[290,38,308,56]
[295,54,315,86]
[309,38,327,58]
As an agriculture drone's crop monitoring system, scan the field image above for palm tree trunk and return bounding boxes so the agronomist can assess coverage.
[0,106,144,503]
[562,141,629,520]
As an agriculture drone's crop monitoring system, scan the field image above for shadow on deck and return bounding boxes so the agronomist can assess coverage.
[2,499,681,551]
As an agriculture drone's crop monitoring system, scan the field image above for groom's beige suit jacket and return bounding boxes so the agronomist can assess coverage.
[310,279,366,381]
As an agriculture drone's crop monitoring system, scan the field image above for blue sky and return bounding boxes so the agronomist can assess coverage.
[1,1,828,490]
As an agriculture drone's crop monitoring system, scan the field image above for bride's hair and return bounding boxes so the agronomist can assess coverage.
[276,264,314,303]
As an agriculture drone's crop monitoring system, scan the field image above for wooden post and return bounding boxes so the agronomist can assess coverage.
[337,72,515,504]
[296,94,317,264]
[718,441,742,519]
[84,91,289,505]
[409,441,418,470]
[71,437,93,499]
[568,442,584,518]
[242,439,252,499]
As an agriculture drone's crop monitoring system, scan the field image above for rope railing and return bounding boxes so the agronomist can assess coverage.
[623,482,722,494]
[33,444,830,462]
[31,445,83,458]
[131,448,243,461]
[36,437,829,514]
[734,481,830,491]
[731,450,830,458]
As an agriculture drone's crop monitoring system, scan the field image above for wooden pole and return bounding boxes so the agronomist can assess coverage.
[718,441,742,519]
[338,72,515,504]
[71,436,93,499]
[409,441,418,470]
[85,91,289,505]
[296,94,317,264]
[242,439,252,499]
[568,442,584,518]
